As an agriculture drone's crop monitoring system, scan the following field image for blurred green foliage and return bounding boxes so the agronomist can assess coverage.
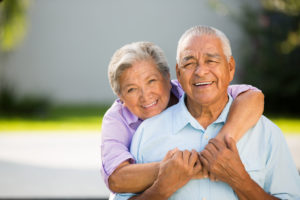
[237,0,300,115]
[209,0,300,115]
[0,85,50,117]
[0,0,29,51]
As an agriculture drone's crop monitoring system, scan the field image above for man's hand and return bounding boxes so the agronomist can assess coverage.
[199,135,250,188]
[154,149,202,198]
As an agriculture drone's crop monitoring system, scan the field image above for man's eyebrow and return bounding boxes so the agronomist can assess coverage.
[206,53,221,59]
[182,55,195,62]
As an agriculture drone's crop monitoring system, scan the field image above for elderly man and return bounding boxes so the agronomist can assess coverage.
[115,26,300,200]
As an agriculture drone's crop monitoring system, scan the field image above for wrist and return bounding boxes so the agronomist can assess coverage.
[152,179,173,199]
[231,171,252,194]
[217,126,238,142]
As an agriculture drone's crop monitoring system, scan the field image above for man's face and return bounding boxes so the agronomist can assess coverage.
[176,34,235,106]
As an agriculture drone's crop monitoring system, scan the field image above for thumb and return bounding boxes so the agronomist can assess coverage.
[225,135,237,152]
[164,147,178,160]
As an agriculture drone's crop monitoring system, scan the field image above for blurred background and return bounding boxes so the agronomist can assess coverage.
[0,0,299,199]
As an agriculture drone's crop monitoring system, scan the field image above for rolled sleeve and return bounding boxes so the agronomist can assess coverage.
[101,112,135,188]
[228,84,261,99]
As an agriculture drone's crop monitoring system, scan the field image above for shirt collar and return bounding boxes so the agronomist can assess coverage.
[172,93,233,134]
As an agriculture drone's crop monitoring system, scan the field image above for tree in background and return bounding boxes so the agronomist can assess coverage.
[209,0,300,115]
[239,0,300,115]
[0,0,29,52]
[0,0,49,116]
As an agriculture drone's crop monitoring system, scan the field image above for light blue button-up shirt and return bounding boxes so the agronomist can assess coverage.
[115,94,300,200]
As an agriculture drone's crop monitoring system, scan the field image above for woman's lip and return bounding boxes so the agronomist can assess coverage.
[142,100,158,108]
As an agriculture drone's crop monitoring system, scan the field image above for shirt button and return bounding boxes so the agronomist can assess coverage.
[205,135,209,140]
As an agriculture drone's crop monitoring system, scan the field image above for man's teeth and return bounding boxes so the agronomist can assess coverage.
[194,81,213,86]
[143,100,157,108]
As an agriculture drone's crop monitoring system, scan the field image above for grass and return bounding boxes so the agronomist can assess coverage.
[0,106,300,134]
[0,105,110,132]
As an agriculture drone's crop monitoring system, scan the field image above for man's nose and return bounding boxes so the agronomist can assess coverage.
[194,64,208,77]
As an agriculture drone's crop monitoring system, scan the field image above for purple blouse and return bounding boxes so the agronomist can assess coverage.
[100,80,259,187]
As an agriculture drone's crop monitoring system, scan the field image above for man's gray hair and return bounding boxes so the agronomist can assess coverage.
[108,41,170,95]
[176,25,232,63]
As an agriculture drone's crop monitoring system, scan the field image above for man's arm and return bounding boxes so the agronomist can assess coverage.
[216,89,264,142]
[200,137,279,200]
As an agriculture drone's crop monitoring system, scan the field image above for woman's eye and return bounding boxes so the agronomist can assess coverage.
[127,88,136,93]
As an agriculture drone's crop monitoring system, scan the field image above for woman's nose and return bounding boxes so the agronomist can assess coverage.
[139,86,153,101]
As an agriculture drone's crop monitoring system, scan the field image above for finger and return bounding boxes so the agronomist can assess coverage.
[193,158,202,173]
[204,143,218,158]
[200,148,214,163]
[163,148,178,160]
[188,149,198,167]
[209,138,226,151]
[169,147,179,157]
[199,155,209,178]
[183,150,191,165]
[173,150,183,161]
[225,135,238,152]
[209,172,216,182]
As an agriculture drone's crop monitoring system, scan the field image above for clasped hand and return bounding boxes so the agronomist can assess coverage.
[158,135,248,192]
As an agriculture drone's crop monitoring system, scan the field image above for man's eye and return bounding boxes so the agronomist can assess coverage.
[183,62,197,69]
[149,79,156,83]
[207,60,217,64]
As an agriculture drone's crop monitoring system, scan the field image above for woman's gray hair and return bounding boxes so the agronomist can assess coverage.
[176,25,232,63]
[108,41,170,95]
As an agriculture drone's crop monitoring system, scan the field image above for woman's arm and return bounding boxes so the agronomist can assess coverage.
[216,85,264,142]
[109,161,159,193]
[101,103,161,193]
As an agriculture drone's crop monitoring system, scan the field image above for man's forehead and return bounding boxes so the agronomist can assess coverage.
[179,36,223,59]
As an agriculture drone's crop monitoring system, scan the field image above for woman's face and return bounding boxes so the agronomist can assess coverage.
[118,59,171,120]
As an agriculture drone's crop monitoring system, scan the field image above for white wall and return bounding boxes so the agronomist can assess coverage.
[2,0,252,104]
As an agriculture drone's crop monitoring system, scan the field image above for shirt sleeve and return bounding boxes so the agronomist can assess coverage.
[113,124,146,199]
[100,109,135,188]
[263,122,300,199]
[227,84,261,99]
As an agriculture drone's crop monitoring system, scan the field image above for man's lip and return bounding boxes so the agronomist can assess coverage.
[142,100,158,108]
[193,81,213,86]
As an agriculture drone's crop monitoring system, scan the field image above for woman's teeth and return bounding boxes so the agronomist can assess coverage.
[143,100,158,108]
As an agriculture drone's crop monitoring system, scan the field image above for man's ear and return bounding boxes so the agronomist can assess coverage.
[228,56,236,82]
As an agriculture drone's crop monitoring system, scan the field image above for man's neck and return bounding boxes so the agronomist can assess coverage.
[186,93,229,129]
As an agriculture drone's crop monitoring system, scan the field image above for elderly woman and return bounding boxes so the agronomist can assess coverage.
[101,41,264,194]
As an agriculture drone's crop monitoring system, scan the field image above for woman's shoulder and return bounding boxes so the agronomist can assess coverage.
[171,79,184,98]
[103,99,123,120]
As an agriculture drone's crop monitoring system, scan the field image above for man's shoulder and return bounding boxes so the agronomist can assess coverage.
[133,104,177,141]
[142,103,177,128]
[255,115,284,142]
